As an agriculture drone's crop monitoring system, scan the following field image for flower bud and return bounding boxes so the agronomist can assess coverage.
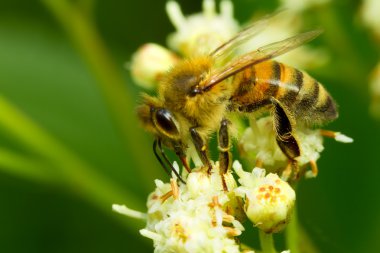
[130,43,179,89]
[234,162,296,233]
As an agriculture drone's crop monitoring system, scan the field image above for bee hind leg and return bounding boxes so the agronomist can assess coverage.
[271,98,301,179]
[218,118,232,191]
[190,127,213,174]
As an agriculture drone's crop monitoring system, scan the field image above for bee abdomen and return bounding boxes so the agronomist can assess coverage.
[230,61,338,124]
[265,62,338,124]
[279,68,338,124]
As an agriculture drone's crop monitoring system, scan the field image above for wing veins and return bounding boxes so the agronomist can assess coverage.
[201,29,323,91]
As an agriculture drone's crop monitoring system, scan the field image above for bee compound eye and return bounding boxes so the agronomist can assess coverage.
[154,108,180,137]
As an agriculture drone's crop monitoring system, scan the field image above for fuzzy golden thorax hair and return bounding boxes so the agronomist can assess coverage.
[158,57,232,132]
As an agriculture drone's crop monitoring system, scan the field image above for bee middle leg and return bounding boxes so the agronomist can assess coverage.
[190,127,213,174]
[218,118,232,191]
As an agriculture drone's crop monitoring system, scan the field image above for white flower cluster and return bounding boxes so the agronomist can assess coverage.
[114,161,295,252]
[239,116,352,179]
[140,163,244,253]
[166,0,239,57]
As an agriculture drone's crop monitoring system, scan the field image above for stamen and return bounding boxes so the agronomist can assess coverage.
[309,159,318,177]
[320,129,353,143]
[160,190,173,202]
[170,178,179,199]
[224,226,241,237]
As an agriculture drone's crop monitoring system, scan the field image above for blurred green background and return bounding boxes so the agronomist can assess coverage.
[0,0,379,252]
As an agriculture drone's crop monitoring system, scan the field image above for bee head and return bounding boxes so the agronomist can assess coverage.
[137,93,181,146]
[137,93,189,177]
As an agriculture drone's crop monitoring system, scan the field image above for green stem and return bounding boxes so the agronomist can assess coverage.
[41,0,160,189]
[286,183,319,253]
[259,230,277,253]
[0,95,145,232]
[286,206,300,253]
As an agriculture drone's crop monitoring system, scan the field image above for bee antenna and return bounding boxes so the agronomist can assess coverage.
[156,139,186,184]
[153,139,172,177]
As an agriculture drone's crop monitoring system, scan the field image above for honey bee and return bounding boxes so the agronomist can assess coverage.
[137,21,337,186]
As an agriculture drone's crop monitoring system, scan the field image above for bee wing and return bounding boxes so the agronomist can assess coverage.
[200,30,323,91]
[210,13,274,61]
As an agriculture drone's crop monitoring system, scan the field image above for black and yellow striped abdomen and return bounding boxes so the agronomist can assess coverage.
[229,60,338,125]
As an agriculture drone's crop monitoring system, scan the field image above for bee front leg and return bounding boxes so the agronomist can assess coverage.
[190,127,213,174]
[218,119,232,191]
[270,97,301,161]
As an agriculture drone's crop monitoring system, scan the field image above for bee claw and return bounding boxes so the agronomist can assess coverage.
[180,156,191,173]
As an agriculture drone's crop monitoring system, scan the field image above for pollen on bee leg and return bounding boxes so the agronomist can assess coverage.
[170,178,179,199]
[320,129,353,143]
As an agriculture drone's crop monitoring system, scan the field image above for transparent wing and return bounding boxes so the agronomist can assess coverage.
[210,12,281,62]
[200,30,323,91]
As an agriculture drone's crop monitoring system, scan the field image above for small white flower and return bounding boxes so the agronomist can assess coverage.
[234,161,296,233]
[129,43,179,89]
[166,0,239,56]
